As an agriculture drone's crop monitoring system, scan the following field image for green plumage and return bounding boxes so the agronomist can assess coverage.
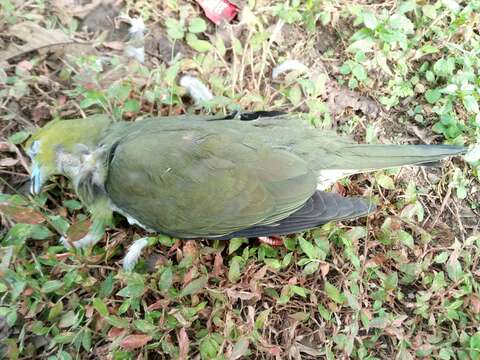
[27,111,465,245]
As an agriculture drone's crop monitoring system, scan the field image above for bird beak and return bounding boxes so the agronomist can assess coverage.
[30,161,44,195]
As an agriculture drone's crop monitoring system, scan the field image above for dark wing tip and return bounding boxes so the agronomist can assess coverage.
[216,191,375,239]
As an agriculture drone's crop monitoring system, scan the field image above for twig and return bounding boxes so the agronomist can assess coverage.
[430,186,451,229]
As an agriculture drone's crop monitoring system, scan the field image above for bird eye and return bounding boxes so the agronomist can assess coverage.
[28,140,40,157]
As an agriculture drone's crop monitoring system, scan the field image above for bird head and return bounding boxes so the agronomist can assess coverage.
[25,116,111,195]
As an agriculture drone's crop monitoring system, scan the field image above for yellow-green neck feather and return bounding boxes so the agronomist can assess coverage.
[27,115,112,178]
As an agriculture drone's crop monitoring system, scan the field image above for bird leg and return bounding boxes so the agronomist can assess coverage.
[258,235,284,247]
[60,198,113,250]
[60,217,107,249]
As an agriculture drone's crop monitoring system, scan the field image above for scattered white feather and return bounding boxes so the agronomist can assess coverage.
[123,237,149,271]
[317,169,356,190]
[272,60,309,80]
[180,75,213,103]
[129,17,146,37]
[465,143,480,163]
[125,46,145,63]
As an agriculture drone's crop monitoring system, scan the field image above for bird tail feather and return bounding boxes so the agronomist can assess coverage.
[330,144,465,170]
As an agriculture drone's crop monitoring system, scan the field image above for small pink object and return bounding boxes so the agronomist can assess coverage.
[195,0,238,24]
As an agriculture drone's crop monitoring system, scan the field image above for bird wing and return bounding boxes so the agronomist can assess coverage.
[103,123,317,238]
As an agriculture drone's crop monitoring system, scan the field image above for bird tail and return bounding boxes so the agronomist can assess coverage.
[214,191,375,239]
[330,144,465,170]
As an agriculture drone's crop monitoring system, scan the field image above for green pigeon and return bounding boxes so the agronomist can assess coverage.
[26,111,465,270]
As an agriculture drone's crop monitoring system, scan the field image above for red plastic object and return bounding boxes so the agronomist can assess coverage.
[195,0,238,24]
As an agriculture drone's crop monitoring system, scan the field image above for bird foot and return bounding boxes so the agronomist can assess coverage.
[59,233,102,250]
[258,236,284,247]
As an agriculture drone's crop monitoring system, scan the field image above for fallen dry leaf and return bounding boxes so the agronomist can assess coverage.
[326,81,381,117]
[52,0,121,19]
[0,142,12,152]
[177,328,189,360]
[120,334,151,350]
[212,252,225,277]
[470,294,480,314]
[103,41,125,50]
[108,327,127,341]
[229,337,249,360]
[67,218,92,242]
[1,22,71,61]
[0,158,19,167]
[319,263,330,277]
[0,203,45,224]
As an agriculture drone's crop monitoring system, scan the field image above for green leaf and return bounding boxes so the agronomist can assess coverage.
[159,267,173,292]
[82,329,92,351]
[398,230,414,249]
[422,4,437,19]
[99,273,114,298]
[433,58,455,77]
[188,17,207,33]
[200,334,220,359]
[41,280,64,294]
[383,272,398,291]
[107,83,131,102]
[282,252,293,268]
[179,276,207,297]
[59,310,77,328]
[442,0,460,13]
[317,304,331,321]
[133,319,157,334]
[123,99,140,113]
[291,285,308,297]
[303,261,320,275]
[4,223,52,245]
[63,199,83,211]
[288,85,302,106]
[434,251,449,264]
[8,131,29,144]
[425,89,441,104]
[186,33,212,52]
[376,173,395,190]
[463,95,479,113]
[230,337,249,360]
[106,315,129,328]
[352,64,367,81]
[229,238,245,254]
[446,254,463,282]
[299,238,317,259]
[324,281,345,304]
[93,298,109,317]
[165,18,185,39]
[228,256,242,283]
[470,332,480,360]
[363,11,378,30]
[264,258,281,271]
[117,283,144,298]
[53,332,75,344]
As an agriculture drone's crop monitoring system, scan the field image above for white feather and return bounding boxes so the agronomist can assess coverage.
[180,75,213,103]
[123,237,149,271]
[129,17,146,36]
[316,169,356,190]
[272,60,308,79]
[125,46,145,63]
